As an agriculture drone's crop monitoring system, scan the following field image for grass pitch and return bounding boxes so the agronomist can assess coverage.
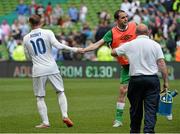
[0,78,180,133]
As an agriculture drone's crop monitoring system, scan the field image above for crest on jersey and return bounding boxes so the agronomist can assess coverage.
[120,35,133,41]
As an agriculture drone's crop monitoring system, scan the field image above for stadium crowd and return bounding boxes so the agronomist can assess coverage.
[0,0,179,62]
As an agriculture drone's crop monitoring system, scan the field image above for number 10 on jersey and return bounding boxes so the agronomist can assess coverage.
[30,38,46,55]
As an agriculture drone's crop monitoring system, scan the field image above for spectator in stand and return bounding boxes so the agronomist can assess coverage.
[68,4,79,23]
[162,13,169,39]
[154,29,167,52]
[97,45,114,61]
[162,0,174,13]
[131,0,140,15]
[175,14,180,36]
[79,4,88,24]
[7,35,17,60]
[166,34,177,57]
[12,40,26,61]
[81,23,94,41]
[1,20,11,41]
[35,3,45,26]
[60,16,72,28]
[19,20,30,38]
[95,20,111,42]
[16,0,29,23]
[29,0,38,15]
[98,10,111,22]
[132,9,142,24]
[164,49,173,62]
[173,0,180,13]
[45,2,53,25]
[16,0,29,15]
[120,0,134,19]
[11,20,21,40]
[155,2,166,13]
[52,4,64,25]
[148,13,157,37]
[120,0,131,16]
[36,3,45,17]
[0,26,5,45]
[73,31,86,47]
[141,8,150,26]
[154,11,161,28]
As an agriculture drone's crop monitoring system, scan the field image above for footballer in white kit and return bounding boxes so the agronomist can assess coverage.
[23,28,78,96]
[23,15,80,128]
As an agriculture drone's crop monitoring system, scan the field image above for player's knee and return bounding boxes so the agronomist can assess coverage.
[120,86,128,94]
[36,96,45,102]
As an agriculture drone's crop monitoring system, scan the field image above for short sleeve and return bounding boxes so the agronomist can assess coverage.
[115,42,129,56]
[102,30,112,45]
[156,44,164,60]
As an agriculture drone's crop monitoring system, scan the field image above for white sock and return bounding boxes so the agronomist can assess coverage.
[57,92,68,118]
[117,102,125,110]
[36,97,49,125]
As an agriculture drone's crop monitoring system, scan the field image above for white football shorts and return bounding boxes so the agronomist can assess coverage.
[33,73,64,96]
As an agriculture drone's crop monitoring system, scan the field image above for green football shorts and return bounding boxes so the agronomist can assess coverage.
[120,65,130,84]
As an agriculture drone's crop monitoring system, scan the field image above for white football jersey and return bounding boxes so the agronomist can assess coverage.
[115,35,164,76]
[23,28,78,77]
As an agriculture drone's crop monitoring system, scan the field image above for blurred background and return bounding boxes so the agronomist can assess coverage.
[0,1,179,133]
[0,0,179,62]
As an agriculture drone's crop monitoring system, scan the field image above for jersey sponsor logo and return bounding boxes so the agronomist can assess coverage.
[119,35,133,41]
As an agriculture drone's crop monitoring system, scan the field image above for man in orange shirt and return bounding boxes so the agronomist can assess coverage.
[82,10,137,127]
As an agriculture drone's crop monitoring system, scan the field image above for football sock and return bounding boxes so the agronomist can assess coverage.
[57,92,68,118]
[115,102,125,122]
[36,97,49,125]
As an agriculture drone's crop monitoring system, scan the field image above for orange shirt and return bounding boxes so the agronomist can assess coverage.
[111,22,136,65]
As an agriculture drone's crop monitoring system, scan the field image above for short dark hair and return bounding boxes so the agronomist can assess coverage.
[29,15,41,26]
[114,10,125,20]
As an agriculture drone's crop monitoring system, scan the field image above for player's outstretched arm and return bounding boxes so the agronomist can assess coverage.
[55,40,84,53]
[77,48,84,53]
[49,30,79,52]
[83,39,105,52]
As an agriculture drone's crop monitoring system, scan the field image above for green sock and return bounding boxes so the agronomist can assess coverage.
[116,109,123,122]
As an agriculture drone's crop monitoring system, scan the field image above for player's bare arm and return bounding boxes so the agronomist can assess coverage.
[83,39,105,53]
[157,58,169,90]
[77,48,84,53]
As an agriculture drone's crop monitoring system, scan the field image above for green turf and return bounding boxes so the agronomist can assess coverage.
[0,78,180,133]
